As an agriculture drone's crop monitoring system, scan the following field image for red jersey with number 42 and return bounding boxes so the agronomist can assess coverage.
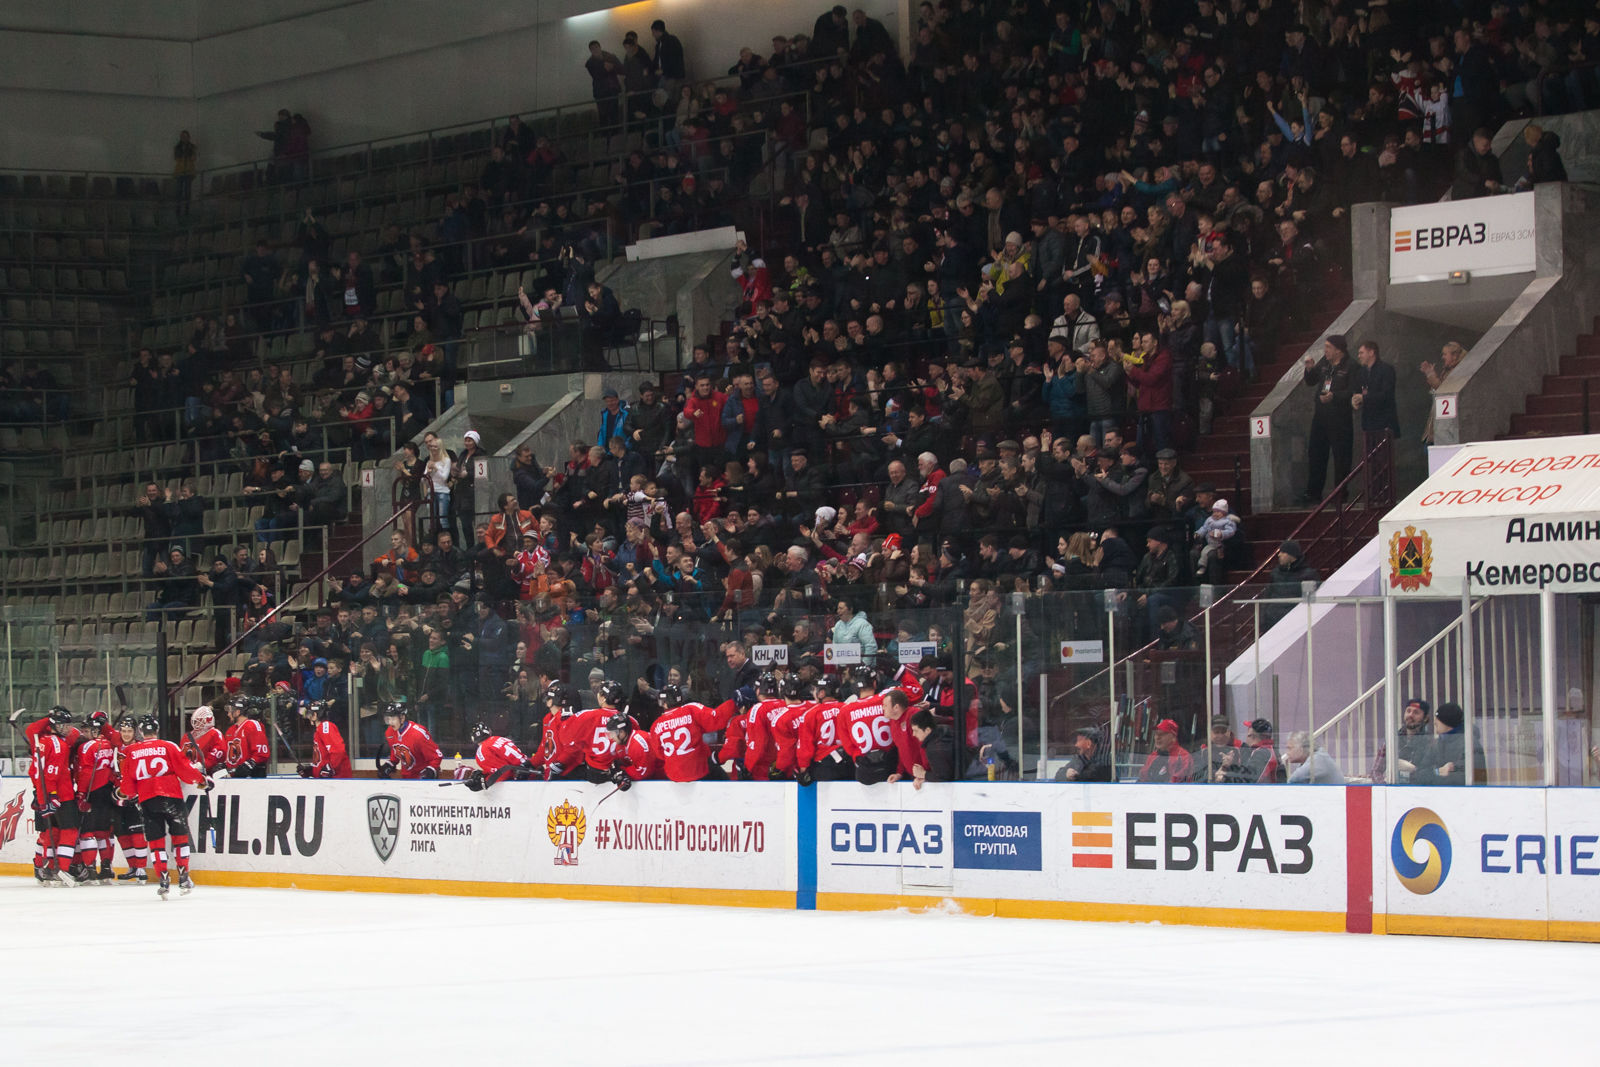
[312,720,351,778]
[838,691,895,760]
[224,719,270,770]
[182,727,226,774]
[385,721,441,778]
[476,736,527,776]
[648,700,738,782]
[117,738,207,802]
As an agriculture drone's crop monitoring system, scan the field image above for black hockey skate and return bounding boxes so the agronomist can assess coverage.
[60,863,91,887]
[157,871,171,899]
[96,865,116,884]
[178,869,194,895]
[116,868,147,885]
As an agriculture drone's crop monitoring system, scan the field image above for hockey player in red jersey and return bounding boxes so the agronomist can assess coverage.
[568,680,638,783]
[796,675,852,785]
[880,689,925,782]
[296,700,351,778]
[836,669,899,785]
[646,684,739,782]
[109,714,150,884]
[465,722,535,790]
[722,672,782,780]
[534,683,587,780]
[31,707,85,885]
[116,713,211,898]
[747,673,814,779]
[74,711,121,883]
[219,697,270,778]
[605,712,657,786]
[181,706,227,775]
[378,702,441,779]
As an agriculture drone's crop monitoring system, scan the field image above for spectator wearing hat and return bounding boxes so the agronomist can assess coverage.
[1054,725,1112,782]
[1412,701,1482,786]
[1145,448,1194,521]
[1154,605,1198,649]
[1190,716,1242,782]
[1262,539,1319,627]
[597,387,630,448]
[1214,719,1282,783]
[1300,334,1356,505]
[1132,525,1186,632]
[1079,342,1125,449]
[1192,496,1237,583]
[1138,718,1193,782]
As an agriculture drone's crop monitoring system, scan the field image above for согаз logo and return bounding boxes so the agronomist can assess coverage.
[1391,807,1452,894]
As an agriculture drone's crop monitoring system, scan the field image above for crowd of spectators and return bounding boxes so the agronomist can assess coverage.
[97,0,1596,770]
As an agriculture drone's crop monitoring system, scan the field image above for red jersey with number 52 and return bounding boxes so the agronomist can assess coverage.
[838,691,894,760]
[648,700,738,782]
[117,738,207,802]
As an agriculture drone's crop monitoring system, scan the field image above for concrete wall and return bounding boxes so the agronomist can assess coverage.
[1250,202,1492,511]
[1433,183,1600,445]
[0,0,901,174]
[1492,109,1600,187]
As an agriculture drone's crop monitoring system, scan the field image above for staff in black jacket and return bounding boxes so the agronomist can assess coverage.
[1300,334,1356,505]
[1353,340,1400,452]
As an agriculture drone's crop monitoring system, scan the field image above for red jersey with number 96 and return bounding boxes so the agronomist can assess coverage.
[838,691,895,760]
[116,738,207,803]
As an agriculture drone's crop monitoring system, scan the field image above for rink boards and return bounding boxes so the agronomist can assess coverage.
[1,776,1596,941]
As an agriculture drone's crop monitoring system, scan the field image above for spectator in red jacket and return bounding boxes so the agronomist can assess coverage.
[1138,718,1193,783]
[682,373,728,475]
[1122,332,1175,461]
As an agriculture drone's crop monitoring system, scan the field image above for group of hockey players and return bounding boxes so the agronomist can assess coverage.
[17,665,936,895]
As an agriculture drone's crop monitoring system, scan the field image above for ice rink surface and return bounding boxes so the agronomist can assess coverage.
[3,876,1595,1065]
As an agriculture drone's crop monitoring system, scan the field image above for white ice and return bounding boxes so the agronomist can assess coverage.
[2,876,1594,1065]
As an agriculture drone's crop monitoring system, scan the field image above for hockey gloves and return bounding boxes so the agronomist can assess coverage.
[296,764,314,778]
[797,769,814,787]
[464,769,486,792]
[377,761,396,779]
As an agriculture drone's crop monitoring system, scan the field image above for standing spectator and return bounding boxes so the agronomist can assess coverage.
[812,5,852,59]
[1420,342,1466,444]
[1300,335,1356,505]
[1352,340,1400,454]
[651,21,686,96]
[241,240,278,334]
[1450,127,1503,200]
[256,108,292,181]
[586,41,623,128]
[1079,344,1125,448]
[172,131,196,217]
[1122,335,1174,460]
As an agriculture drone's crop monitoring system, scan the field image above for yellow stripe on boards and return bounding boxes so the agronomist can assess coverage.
[814,892,1344,933]
[184,869,797,909]
[1386,914,1551,941]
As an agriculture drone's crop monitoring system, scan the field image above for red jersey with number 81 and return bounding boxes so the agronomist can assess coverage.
[117,738,207,802]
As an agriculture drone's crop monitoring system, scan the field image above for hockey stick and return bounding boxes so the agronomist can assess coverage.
[592,784,622,810]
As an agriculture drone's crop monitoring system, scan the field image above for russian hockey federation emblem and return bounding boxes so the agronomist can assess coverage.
[0,789,25,847]
[367,794,401,862]
[547,799,586,866]
[1387,525,1433,592]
